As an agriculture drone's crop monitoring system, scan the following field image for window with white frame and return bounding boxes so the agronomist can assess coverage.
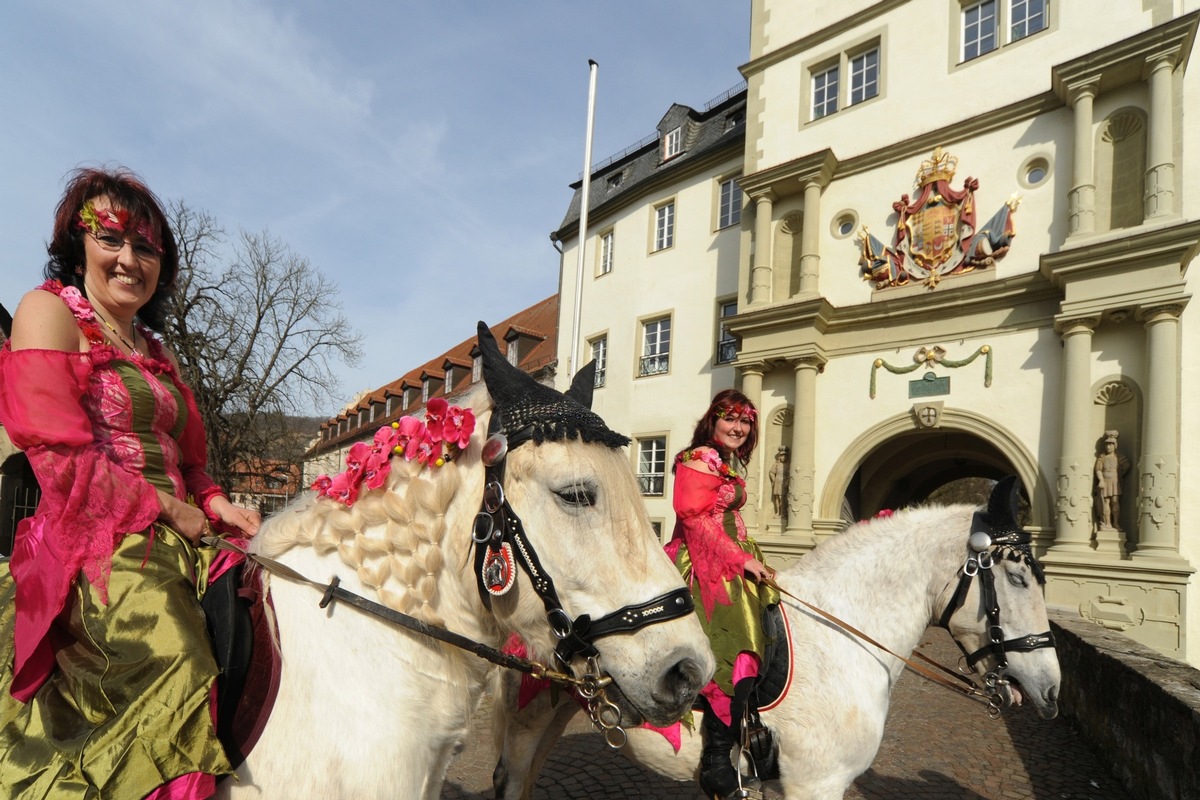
[716,300,738,364]
[506,339,519,366]
[654,201,675,251]
[403,387,414,409]
[444,366,454,393]
[962,0,998,60]
[386,396,396,416]
[473,354,482,382]
[422,382,430,403]
[664,126,682,160]
[849,48,879,105]
[812,64,839,119]
[599,230,614,275]
[1009,0,1047,41]
[636,437,667,496]
[640,317,671,376]
[718,177,741,229]
[590,336,607,388]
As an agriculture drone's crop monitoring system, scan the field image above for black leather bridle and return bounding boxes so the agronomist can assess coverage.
[937,511,1056,677]
[471,412,695,671]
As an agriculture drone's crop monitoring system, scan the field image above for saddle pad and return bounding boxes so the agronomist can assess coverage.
[755,602,793,712]
[225,565,283,768]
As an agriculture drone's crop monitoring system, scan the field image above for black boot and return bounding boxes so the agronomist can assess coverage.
[698,705,762,800]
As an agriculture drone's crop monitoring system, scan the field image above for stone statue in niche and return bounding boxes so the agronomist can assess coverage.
[769,446,790,524]
[1094,430,1131,531]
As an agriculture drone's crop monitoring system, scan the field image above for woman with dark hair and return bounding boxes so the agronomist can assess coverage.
[0,167,261,799]
[665,388,778,800]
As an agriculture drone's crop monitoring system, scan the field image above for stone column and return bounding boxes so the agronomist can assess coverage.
[1144,54,1177,220]
[785,357,822,546]
[799,180,821,295]
[739,363,765,529]
[1134,305,1183,559]
[1067,81,1098,237]
[1051,316,1100,553]
[750,192,775,306]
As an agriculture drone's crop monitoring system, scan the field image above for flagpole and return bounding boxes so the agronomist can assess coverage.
[568,59,598,380]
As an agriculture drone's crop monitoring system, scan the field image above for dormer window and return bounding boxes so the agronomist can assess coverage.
[444,366,455,392]
[472,354,482,382]
[663,126,682,160]
[606,172,624,190]
[506,340,519,366]
[724,110,745,132]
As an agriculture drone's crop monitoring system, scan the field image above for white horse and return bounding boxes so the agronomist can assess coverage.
[218,323,714,799]
[492,478,1061,800]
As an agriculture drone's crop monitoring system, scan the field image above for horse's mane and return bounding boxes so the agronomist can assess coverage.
[252,386,490,627]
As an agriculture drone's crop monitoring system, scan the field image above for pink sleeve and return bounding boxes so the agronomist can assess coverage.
[0,346,162,700]
[672,466,751,620]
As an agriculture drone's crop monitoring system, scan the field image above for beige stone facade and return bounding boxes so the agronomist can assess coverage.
[554,2,1200,665]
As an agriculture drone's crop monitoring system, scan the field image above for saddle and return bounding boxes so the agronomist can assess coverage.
[200,563,282,769]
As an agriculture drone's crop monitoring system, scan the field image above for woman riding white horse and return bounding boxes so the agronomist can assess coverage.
[491,477,1061,800]
[217,323,715,799]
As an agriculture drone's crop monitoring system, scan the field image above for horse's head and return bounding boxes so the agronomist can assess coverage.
[938,476,1061,720]
[474,322,714,728]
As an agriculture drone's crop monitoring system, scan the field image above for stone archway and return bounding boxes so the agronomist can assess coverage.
[819,408,1053,550]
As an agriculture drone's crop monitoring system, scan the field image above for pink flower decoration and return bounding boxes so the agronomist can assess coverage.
[406,431,439,465]
[59,286,94,322]
[326,472,360,505]
[443,405,475,449]
[361,448,392,491]
[393,416,425,454]
[311,474,332,494]
[424,397,448,443]
[345,441,371,478]
[374,425,400,452]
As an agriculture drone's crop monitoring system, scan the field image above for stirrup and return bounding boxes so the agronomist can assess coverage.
[713,785,764,800]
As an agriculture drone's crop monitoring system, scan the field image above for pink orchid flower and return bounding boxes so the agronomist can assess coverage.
[361,447,392,491]
[58,286,95,322]
[393,416,426,455]
[326,471,360,505]
[311,474,333,495]
[345,441,371,478]
[424,397,448,443]
[406,430,440,465]
[443,405,475,449]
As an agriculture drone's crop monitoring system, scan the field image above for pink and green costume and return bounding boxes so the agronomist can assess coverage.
[0,281,235,799]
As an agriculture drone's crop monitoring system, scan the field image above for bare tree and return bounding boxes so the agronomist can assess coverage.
[163,200,362,493]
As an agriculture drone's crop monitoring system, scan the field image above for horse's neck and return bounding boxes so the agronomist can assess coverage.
[790,510,970,659]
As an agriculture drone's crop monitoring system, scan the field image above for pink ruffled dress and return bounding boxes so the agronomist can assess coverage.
[0,281,233,799]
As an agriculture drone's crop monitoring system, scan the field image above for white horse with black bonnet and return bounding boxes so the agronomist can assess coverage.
[492,477,1061,800]
[217,323,714,799]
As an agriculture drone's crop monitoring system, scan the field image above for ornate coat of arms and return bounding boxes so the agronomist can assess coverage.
[859,147,1020,289]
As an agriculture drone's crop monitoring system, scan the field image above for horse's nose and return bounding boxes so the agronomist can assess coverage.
[654,652,710,712]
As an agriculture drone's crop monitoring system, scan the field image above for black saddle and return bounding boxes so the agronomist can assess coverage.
[200,563,255,766]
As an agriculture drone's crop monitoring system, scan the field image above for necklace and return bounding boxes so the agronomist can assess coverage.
[93,308,141,356]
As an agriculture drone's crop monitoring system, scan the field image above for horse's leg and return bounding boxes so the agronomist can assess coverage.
[492,671,580,800]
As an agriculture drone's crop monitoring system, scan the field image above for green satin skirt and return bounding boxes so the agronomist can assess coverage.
[674,537,779,696]
[0,525,232,799]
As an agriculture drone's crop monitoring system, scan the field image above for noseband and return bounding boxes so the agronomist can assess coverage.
[471,413,694,682]
[937,511,1055,711]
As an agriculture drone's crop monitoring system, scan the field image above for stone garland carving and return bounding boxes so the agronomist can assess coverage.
[870,344,992,399]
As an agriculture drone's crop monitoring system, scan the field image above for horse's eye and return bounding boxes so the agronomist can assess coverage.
[554,485,597,507]
[1006,568,1028,589]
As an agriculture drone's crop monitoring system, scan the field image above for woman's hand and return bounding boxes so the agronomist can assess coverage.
[156,490,209,544]
[209,495,262,538]
[744,558,776,584]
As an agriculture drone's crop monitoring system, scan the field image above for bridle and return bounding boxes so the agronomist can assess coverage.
[470,412,695,746]
[936,511,1055,716]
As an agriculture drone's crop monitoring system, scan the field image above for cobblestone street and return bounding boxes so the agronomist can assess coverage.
[441,627,1131,799]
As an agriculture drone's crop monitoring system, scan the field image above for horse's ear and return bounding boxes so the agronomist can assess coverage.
[565,361,597,409]
[987,475,1022,529]
[477,320,538,408]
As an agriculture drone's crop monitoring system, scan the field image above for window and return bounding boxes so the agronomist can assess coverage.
[369,403,378,423]
[403,387,414,409]
[812,65,839,119]
[963,1,998,60]
[599,230,614,275]
[640,317,671,376]
[1010,0,1047,41]
[590,336,607,388]
[716,300,738,364]
[473,354,482,382]
[636,437,667,496]
[654,202,675,251]
[386,396,397,416]
[422,382,430,403]
[444,366,454,393]
[718,177,741,229]
[849,48,879,105]
[506,340,519,366]
[664,126,682,159]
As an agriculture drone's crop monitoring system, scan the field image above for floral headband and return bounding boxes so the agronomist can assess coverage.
[77,199,165,254]
[714,403,757,422]
[311,397,476,506]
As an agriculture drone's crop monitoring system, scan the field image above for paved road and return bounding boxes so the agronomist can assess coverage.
[441,627,1130,799]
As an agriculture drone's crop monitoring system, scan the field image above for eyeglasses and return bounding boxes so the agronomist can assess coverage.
[88,231,162,261]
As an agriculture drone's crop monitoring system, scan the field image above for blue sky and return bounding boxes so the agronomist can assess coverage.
[0,1,749,416]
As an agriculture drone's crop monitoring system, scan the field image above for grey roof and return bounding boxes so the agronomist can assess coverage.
[553,86,747,240]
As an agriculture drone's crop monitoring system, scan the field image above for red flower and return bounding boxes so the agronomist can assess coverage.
[424,397,448,443]
[362,447,392,491]
[311,474,332,495]
[443,405,475,449]
[406,430,439,465]
[326,471,360,505]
